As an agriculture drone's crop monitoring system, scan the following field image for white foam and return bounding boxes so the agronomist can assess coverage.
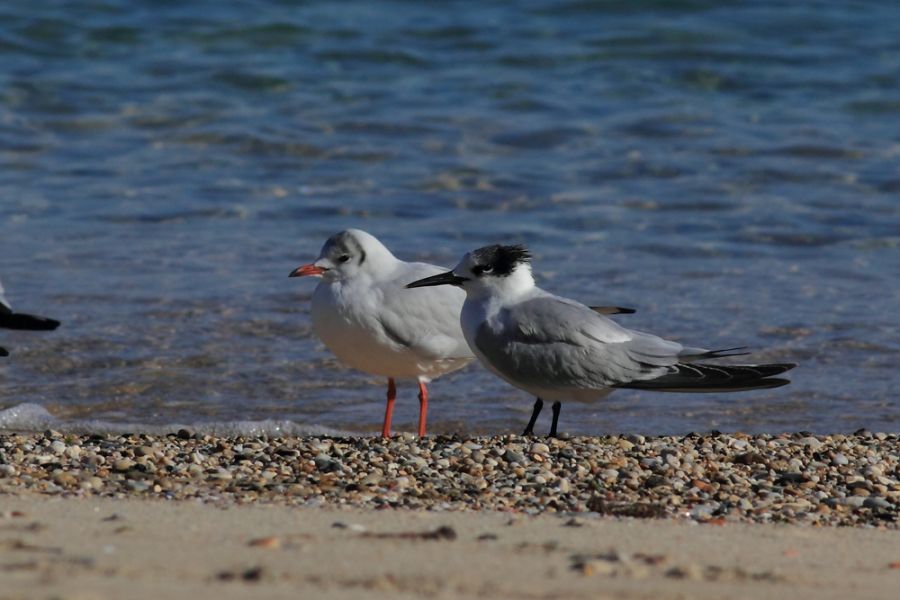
[0,403,356,438]
[0,402,59,430]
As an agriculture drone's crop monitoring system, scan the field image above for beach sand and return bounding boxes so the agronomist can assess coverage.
[1,493,899,600]
[1,430,899,598]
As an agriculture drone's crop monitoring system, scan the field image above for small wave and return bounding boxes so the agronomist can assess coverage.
[0,403,354,438]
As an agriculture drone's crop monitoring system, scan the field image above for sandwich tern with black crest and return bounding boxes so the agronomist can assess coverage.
[290,229,474,437]
[407,244,796,437]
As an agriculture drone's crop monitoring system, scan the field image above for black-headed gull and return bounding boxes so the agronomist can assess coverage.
[407,244,796,437]
[290,229,474,437]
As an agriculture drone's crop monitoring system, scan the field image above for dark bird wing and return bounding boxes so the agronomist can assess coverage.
[0,277,61,331]
[589,305,636,315]
[614,363,796,392]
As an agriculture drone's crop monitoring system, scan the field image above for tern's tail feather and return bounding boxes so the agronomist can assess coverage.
[0,346,7,357]
[0,312,61,331]
[616,362,796,393]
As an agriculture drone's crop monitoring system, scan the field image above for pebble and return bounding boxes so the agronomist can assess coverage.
[530,442,550,455]
[113,459,135,472]
[504,450,526,464]
[0,431,895,528]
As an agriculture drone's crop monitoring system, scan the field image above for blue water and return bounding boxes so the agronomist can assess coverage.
[1,0,899,435]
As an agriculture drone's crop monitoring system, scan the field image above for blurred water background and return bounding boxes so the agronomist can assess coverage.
[1,0,899,436]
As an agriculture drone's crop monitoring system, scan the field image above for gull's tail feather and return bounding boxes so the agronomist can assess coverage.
[616,362,796,393]
[0,311,61,331]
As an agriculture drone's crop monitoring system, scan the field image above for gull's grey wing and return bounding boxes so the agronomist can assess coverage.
[474,294,683,390]
[377,261,473,361]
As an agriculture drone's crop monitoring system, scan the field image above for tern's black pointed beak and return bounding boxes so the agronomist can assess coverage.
[405,271,468,289]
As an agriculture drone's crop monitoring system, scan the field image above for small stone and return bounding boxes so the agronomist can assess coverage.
[799,437,823,450]
[733,452,766,465]
[691,479,714,492]
[314,454,341,473]
[577,559,616,576]
[557,478,571,493]
[126,480,150,492]
[832,453,849,466]
[666,564,704,580]
[52,472,77,486]
[504,450,526,464]
[50,441,66,455]
[530,443,550,455]
[863,497,892,510]
[113,459,135,472]
[616,439,634,451]
[361,473,382,486]
[248,536,281,549]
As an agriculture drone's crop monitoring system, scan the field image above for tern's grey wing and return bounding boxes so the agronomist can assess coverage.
[475,294,686,389]
[378,261,473,361]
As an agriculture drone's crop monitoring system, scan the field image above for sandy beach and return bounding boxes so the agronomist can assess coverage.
[1,493,898,600]
[1,430,899,598]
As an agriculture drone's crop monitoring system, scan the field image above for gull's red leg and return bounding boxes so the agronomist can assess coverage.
[417,380,429,437]
[381,378,397,438]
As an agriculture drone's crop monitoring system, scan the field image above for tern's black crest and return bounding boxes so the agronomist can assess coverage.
[471,244,531,277]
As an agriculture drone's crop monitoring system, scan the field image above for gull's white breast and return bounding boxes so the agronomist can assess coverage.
[312,267,472,380]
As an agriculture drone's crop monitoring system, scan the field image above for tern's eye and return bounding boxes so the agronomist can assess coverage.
[472,264,492,276]
[338,254,351,263]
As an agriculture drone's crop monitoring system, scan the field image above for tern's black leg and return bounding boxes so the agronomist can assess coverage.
[548,401,562,438]
[522,397,543,436]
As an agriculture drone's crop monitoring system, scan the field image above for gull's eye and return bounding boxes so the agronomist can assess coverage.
[338,254,351,263]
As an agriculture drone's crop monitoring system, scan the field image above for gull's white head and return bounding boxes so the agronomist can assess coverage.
[406,244,535,300]
[290,229,397,282]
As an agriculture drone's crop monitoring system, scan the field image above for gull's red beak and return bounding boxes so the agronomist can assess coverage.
[289,263,326,277]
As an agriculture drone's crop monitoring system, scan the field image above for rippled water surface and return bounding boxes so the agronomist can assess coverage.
[1,0,899,435]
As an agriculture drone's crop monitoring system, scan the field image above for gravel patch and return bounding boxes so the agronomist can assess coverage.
[1,429,897,527]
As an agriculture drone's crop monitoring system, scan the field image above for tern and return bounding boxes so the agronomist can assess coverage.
[407,244,796,437]
[289,229,475,437]
[1,276,61,356]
